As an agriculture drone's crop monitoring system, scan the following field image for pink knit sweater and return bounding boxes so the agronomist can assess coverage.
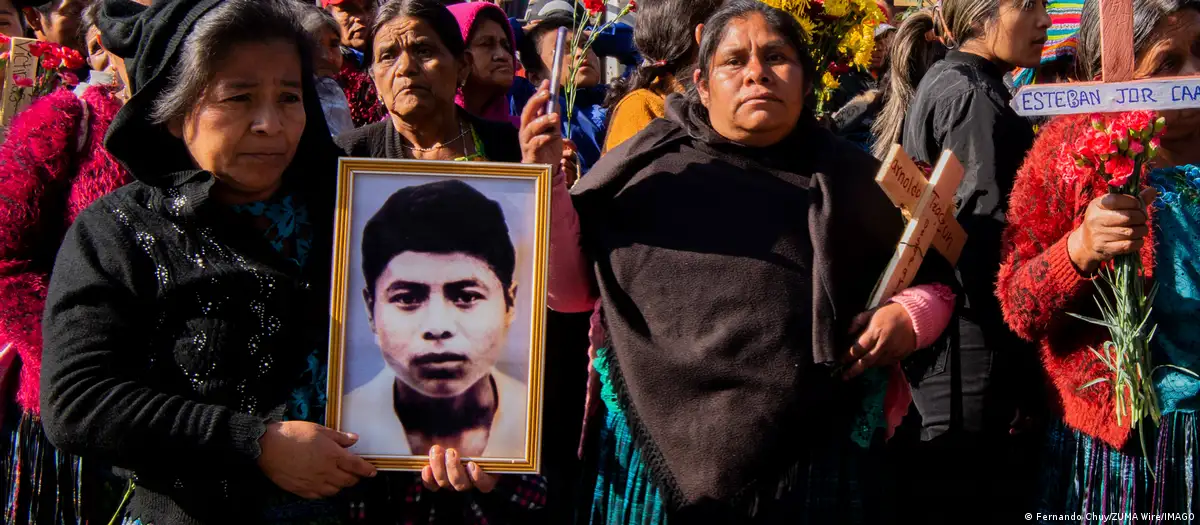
[0,86,130,413]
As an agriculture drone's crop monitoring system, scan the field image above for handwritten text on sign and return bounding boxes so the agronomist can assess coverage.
[1012,77,1200,116]
[875,145,967,265]
[1,37,36,126]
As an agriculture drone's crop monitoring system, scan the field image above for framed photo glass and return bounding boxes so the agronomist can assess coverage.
[327,158,551,473]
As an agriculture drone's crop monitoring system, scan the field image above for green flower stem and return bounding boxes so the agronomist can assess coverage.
[1075,149,1162,475]
[562,2,633,139]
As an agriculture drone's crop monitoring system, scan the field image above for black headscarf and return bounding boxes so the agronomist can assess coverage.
[97,0,339,204]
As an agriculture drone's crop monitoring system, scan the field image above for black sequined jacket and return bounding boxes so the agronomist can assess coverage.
[39,1,341,522]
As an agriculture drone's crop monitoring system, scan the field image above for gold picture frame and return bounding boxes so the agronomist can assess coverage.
[326,157,552,474]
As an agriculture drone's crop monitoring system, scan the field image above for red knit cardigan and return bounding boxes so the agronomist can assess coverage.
[0,86,130,413]
[334,60,386,128]
[996,114,1155,449]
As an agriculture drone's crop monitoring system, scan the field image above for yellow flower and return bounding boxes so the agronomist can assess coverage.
[823,0,850,17]
[854,0,883,20]
[837,25,861,55]
[853,44,873,68]
[759,0,811,15]
[847,25,875,67]
[822,71,840,90]
[797,15,816,39]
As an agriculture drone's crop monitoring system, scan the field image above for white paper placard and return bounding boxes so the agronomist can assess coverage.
[1012,77,1200,116]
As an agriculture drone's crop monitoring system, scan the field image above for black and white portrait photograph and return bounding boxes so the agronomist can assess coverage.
[327,159,550,473]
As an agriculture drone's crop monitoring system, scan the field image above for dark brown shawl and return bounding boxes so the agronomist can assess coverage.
[571,94,954,515]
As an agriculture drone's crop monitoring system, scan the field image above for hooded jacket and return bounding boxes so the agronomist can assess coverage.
[39,0,340,522]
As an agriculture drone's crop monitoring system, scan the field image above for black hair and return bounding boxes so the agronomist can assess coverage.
[688,0,814,120]
[373,0,465,59]
[361,180,516,307]
[871,0,1042,158]
[517,12,573,80]
[299,2,341,40]
[1075,0,1200,80]
[151,0,314,124]
[695,0,813,82]
[22,0,62,40]
[81,0,101,40]
[604,0,724,108]
[32,0,61,19]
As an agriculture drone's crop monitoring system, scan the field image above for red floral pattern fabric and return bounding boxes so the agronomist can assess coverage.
[334,61,387,128]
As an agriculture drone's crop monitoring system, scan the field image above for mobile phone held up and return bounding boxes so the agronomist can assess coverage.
[545,27,567,116]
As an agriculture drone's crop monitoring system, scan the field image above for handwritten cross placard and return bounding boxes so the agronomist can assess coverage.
[1,37,37,126]
[869,147,966,308]
[876,144,967,265]
[1012,0,1200,116]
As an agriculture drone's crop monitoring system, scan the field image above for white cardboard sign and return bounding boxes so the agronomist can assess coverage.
[1012,77,1200,117]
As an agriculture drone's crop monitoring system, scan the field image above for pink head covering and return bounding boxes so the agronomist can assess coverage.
[447,2,519,125]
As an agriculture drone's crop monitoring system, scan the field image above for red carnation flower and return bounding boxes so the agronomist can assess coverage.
[1085,130,1118,157]
[1105,156,1134,186]
[1116,110,1155,135]
[60,48,85,70]
[628,0,637,12]
[41,53,62,70]
[12,74,33,88]
[583,0,604,14]
[28,41,47,57]
[0,34,10,47]
[58,70,79,87]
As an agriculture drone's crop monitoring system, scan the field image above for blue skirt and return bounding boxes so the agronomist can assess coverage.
[582,347,889,525]
[1038,414,1200,524]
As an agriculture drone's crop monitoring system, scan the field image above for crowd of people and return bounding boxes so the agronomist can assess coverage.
[0,0,1196,523]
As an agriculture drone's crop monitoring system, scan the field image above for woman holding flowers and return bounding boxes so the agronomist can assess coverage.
[548,1,959,522]
[872,0,1050,521]
[997,0,1200,518]
[0,3,138,522]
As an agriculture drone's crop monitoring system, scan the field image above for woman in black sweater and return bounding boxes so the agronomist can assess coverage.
[39,0,371,522]
[871,1,1050,523]
[39,0,567,522]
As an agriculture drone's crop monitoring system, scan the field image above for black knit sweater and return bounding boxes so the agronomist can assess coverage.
[41,173,337,523]
[40,1,341,522]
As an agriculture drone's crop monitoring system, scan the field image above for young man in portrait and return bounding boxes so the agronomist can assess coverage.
[344,179,528,459]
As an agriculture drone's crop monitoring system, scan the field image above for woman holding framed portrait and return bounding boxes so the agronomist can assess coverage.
[37,0,564,523]
[331,0,563,520]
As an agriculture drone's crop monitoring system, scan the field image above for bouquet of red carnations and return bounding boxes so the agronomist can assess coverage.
[0,35,86,100]
[1065,110,1185,466]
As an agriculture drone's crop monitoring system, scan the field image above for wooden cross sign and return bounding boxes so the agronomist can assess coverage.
[1011,0,1200,116]
[0,37,37,127]
[868,145,966,308]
